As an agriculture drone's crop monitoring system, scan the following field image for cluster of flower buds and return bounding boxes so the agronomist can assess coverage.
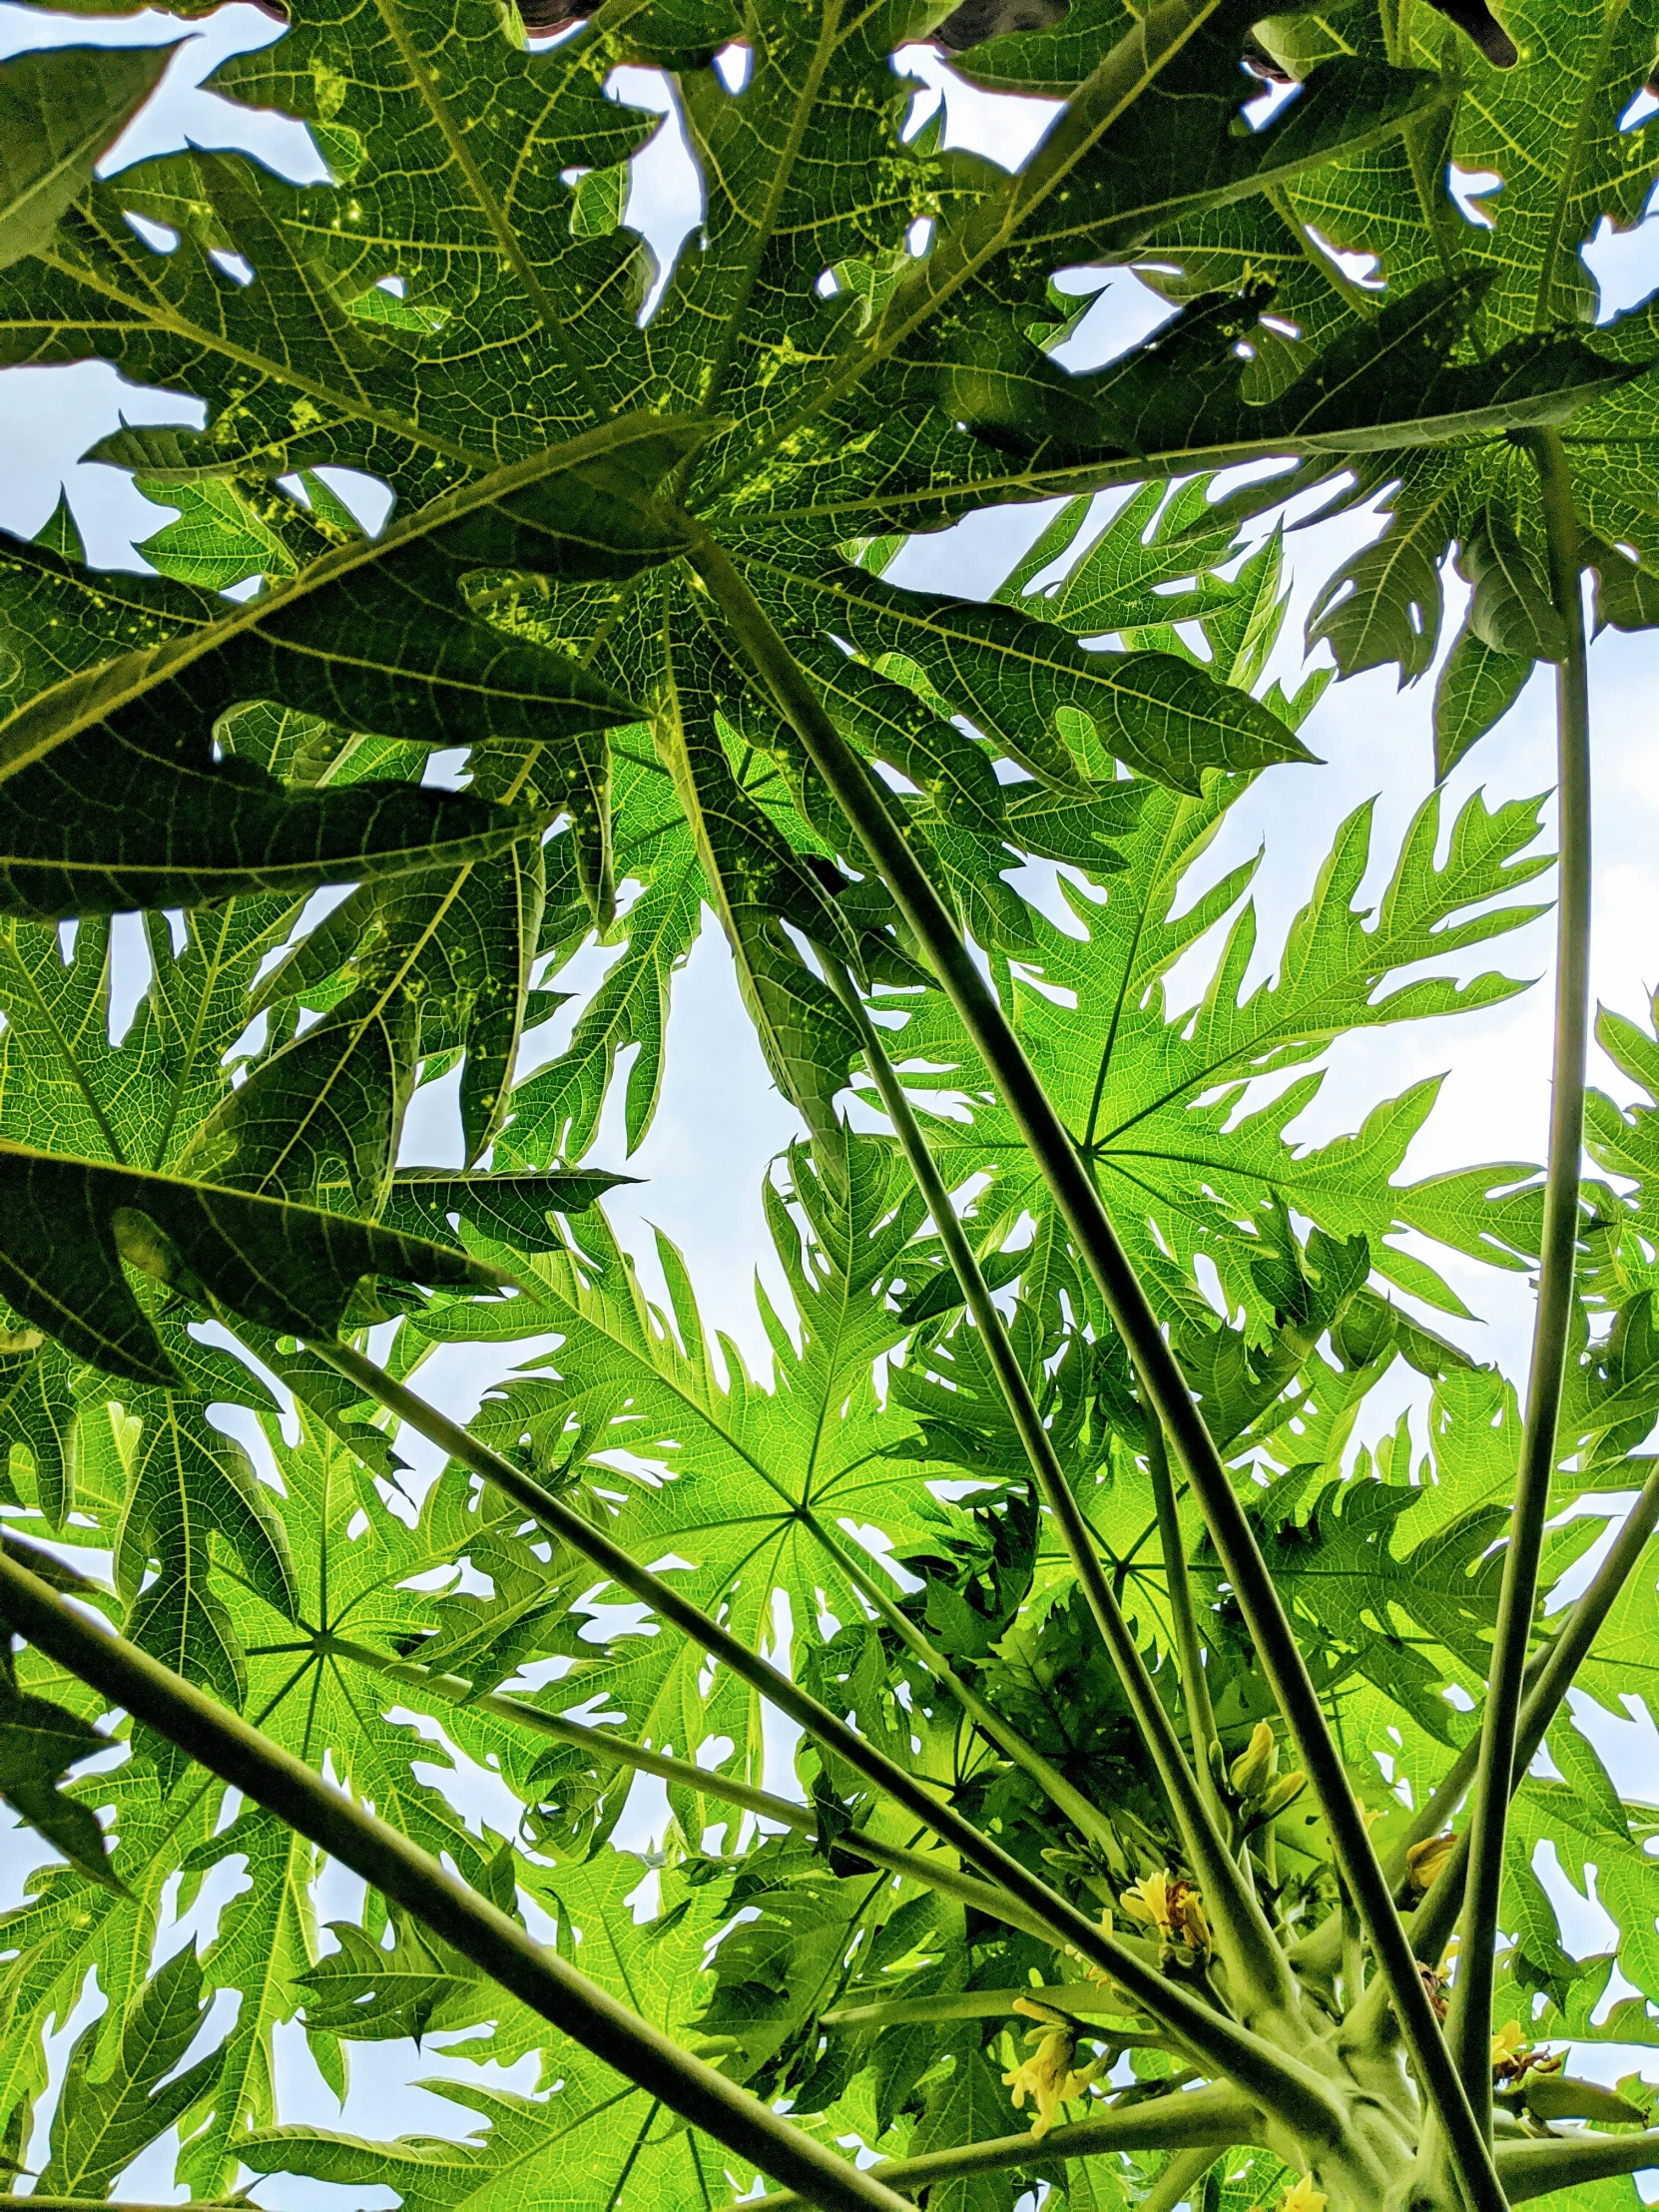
[1223,1720,1308,1829]
[1119,1869,1212,1963]
[1000,1996,1102,2137]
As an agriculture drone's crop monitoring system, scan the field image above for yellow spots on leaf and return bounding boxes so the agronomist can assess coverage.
[309,60,349,122]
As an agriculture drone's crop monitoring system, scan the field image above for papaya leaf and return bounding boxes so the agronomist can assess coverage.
[1,4,1658,2203]
[381,1168,637,1252]
[34,1945,228,2198]
[0,44,169,269]
[0,1141,507,1384]
[0,1636,121,1890]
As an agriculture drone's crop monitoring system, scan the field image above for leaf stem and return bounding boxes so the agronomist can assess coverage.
[325,1632,819,1832]
[0,1547,919,2212]
[1141,2148,1223,2212]
[1444,425,1592,2131]
[686,523,1504,2212]
[819,1988,1164,2030]
[305,1335,1352,2139]
[1499,2128,1659,2200]
[1144,1416,1222,1821]
[731,2083,1256,2211]
[324,1633,1159,1961]
[827,962,1294,2022]
[1406,1451,1659,1971]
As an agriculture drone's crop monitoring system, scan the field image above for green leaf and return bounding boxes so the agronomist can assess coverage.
[0,44,169,268]
[1433,621,1534,780]
[133,470,300,592]
[1307,453,1459,682]
[0,411,704,920]
[0,1141,507,1383]
[249,1854,733,2212]
[0,2,1652,2198]
[299,1905,493,2044]
[177,1807,317,2196]
[934,273,1634,490]
[1461,507,1567,661]
[754,553,1314,794]
[34,1945,227,2198]
[1586,532,1659,634]
[0,1638,120,1890]
[652,596,861,1148]
[381,1167,636,1251]
[867,776,1549,1328]
[905,2022,1021,2212]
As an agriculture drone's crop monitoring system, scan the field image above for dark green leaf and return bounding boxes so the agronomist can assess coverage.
[0,1642,120,1889]
[0,44,169,268]
[0,1141,507,1383]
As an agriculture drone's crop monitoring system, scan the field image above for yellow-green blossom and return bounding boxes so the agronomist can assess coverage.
[1001,2002,1095,2138]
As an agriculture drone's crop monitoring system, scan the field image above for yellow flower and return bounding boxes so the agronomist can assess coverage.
[1257,1770,1308,1821]
[1280,2181,1327,2212]
[1121,1869,1175,1931]
[1406,1833,1456,1893]
[1489,2020,1558,2084]
[1120,1870,1212,1957]
[1001,2017,1092,2139]
[1230,1720,1277,1797]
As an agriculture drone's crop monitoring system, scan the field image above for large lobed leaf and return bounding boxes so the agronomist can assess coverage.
[0,3,1654,2206]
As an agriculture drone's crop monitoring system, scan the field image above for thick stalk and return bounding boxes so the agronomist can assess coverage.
[1499,2129,1659,2201]
[308,1336,1351,2143]
[1407,1452,1659,1970]
[0,1549,918,2212]
[687,526,1504,2212]
[828,963,1295,2020]
[734,2084,1256,2210]
[1141,2149,1223,2212]
[1145,1417,1223,1820]
[1445,427,1592,2129]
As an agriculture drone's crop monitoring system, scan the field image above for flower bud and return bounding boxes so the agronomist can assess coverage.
[1257,1770,1308,1821]
[1405,1832,1456,1893]
[1230,1720,1276,1798]
[1274,2182,1326,2212]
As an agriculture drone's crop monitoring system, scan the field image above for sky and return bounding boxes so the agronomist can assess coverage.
[5,3,1659,2197]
